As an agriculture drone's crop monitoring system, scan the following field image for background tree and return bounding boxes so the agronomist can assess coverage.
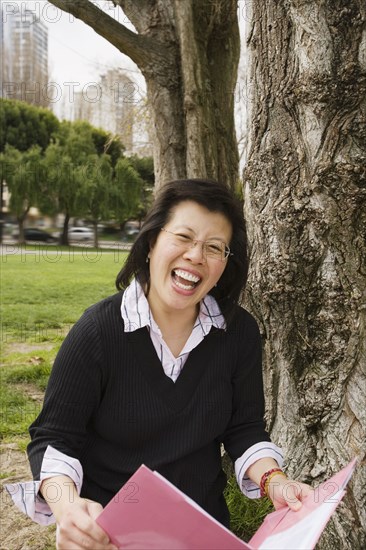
[112,157,144,228]
[1,146,44,243]
[42,120,122,245]
[0,99,60,242]
[128,154,155,219]
[89,127,125,167]
[0,99,59,153]
[49,0,240,189]
[76,154,114,248]
[243,2,365,548]
[42,121,95,245]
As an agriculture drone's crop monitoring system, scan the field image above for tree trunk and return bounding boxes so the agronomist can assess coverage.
[49,0,240,188]
[92,220,99,249]
[60,212,70,246]
[243,1,366,548]
[16,208,30,245]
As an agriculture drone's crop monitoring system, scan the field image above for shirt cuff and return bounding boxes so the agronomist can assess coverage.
[234,441,284,499]
[5,445,83,526]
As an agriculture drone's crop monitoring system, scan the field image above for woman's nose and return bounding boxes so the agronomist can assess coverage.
[182,241,206,263]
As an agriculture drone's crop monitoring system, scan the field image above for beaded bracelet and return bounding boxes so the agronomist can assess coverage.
[259,467,286,497]
[264,470,287,498]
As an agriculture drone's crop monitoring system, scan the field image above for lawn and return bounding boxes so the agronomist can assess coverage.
[1,246,126,441]
[0,245,273,544]
[1,244,126,341]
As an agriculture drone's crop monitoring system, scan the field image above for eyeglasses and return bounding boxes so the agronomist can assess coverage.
[161,228,232,261]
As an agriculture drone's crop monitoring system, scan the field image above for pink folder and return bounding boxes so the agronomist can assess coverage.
[249,458,357,549]
[96,459,356,550]
[96,465,250,549]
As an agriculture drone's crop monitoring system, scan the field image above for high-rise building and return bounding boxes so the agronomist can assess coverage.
[64,68,136,153]
[1,4,49,107]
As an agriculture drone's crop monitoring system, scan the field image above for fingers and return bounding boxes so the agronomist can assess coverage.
[268,479,314,511]
[57,522,117,550]
[56,499,118,550]
[85,498,104,520]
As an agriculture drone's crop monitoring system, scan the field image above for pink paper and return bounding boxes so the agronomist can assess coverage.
[97,465,251,549]
[96,459,356,550]
[249,458,357,550]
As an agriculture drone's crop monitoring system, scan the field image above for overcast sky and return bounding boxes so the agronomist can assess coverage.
[4,1,142,84]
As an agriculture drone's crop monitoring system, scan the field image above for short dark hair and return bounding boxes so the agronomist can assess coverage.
[116,179,248,324]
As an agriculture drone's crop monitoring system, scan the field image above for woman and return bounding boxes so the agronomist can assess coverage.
[8,179,311,549]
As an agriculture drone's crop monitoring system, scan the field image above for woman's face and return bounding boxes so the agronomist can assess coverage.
[147,201,232,318]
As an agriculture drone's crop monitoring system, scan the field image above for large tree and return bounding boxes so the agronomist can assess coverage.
[243,1,365,548]
[49,0,240,189]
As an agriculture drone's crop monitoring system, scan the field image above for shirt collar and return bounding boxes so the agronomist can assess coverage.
[121,278,226,334]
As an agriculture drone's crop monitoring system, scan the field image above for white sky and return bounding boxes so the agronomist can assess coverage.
[4,1,250,85]
[3,1,142,84]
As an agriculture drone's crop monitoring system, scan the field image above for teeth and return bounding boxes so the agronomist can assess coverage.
[175,280,195,290]
[174,269,201,283]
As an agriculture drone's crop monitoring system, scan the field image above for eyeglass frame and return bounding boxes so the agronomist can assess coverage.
[160,228,233,261]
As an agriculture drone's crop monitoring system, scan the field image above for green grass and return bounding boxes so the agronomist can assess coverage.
[0,246,271,540]
[1,248,128,340]
[2,351,54,390]
[1,248,127,443]
[225,475,274,541]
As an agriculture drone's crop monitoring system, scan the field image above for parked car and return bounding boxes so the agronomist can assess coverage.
[12,228,58,243]
[68,227,94,241]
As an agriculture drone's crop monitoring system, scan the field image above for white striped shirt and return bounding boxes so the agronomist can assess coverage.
[121,277,227,382]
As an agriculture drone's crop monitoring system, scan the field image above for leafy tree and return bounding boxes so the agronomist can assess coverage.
[90,127,125,167]
[112,157,144,228]
[127,154,154,219]
[42,141,80,245]
[0,99,59,153]
[128,154,154,186]
[76,154,114,247]
[42,120,122,245]
[0,145,44,243]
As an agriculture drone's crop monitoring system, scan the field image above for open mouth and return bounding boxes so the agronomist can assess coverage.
[172,269,201,291]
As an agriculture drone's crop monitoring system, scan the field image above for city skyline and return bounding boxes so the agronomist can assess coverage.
[1,2,145,102]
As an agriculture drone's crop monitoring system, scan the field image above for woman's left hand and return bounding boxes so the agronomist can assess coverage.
[266,473,313,511]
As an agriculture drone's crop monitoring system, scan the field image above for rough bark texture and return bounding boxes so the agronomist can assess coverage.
[243,1,366,548]
[50,0,240,188]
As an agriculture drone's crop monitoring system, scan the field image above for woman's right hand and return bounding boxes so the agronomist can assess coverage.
[55,496,118,550]
[40,475,117,550]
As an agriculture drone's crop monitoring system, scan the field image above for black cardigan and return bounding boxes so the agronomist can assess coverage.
[28,292,270,527]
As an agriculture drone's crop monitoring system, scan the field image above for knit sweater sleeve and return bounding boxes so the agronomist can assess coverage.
[27,307,104,481]
[222,308,271,462]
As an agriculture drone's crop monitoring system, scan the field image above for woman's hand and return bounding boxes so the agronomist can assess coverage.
[40,475,117,550]
[266,473,313,511]
[55,496,118,550]
[246,458,313,511]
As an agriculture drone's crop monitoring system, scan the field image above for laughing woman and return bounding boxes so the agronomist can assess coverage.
[8,179,311,549]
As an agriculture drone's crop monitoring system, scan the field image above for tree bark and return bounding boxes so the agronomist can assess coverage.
[16,207,29,245]
[49,0,240,188]
[92,220,99,249]
[243,1,366,548]
[60,212,70,246]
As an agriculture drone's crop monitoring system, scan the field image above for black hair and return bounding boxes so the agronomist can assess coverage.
[116,179,248,325]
